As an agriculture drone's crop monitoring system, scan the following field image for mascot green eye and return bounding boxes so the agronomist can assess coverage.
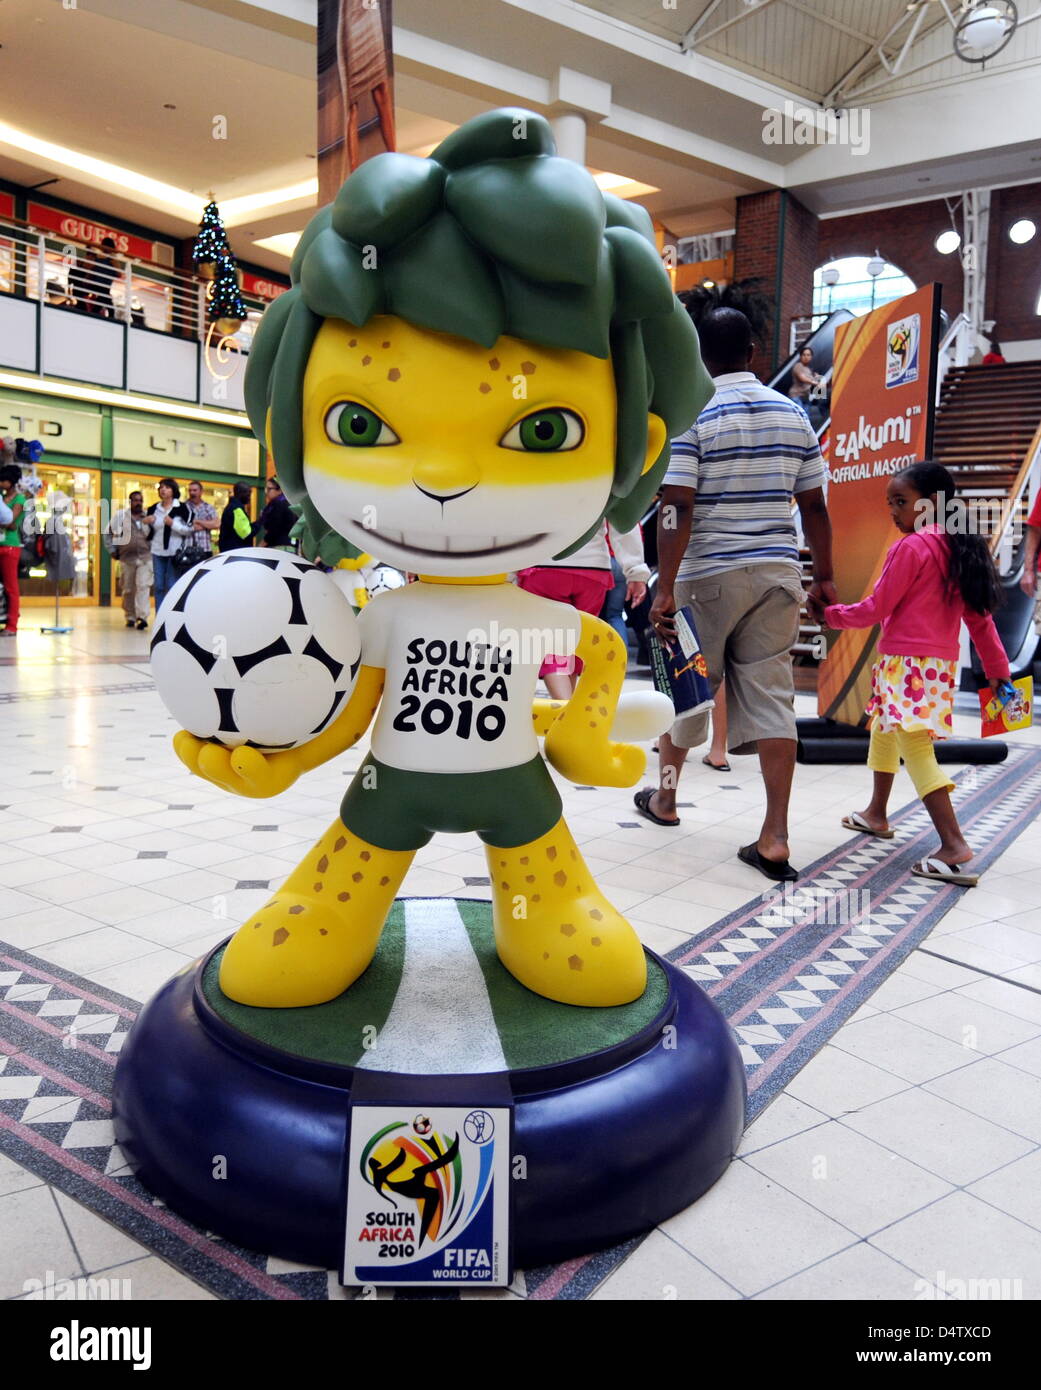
[325,402,400,447]
[500,408,584,452]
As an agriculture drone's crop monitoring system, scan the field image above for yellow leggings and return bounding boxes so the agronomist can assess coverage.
[868,727,955,800]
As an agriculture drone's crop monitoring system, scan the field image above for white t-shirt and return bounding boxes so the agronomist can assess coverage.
[358,581,581,774]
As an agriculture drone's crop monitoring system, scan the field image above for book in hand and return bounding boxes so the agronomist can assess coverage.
[979,676,1033,738]
[650,604,714,717]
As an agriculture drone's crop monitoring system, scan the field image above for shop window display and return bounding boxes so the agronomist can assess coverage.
[19,465,98,602]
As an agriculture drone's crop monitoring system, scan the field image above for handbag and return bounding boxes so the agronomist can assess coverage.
[170,504,207,576]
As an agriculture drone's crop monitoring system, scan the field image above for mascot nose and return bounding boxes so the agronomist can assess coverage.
[411,455,480,502]
[414,482,477,504]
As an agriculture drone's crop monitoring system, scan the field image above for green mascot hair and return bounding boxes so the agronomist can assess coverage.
[245,108,713,564]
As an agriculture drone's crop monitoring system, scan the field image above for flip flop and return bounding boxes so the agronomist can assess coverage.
[702,755,732,773]
[842,811,895,840]
[912,857,979,888]
[633,787,680,827]
[738,843,799,883]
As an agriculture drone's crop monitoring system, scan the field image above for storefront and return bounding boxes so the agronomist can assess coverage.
[0,385,263,607]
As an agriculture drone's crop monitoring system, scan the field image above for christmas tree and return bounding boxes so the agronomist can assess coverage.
[192,200,230,280]
[208,252,248,335]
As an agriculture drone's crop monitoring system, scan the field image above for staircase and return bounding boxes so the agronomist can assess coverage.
[934,361,1041,539]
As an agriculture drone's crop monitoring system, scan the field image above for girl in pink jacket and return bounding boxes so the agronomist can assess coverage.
[817,462,1011,887]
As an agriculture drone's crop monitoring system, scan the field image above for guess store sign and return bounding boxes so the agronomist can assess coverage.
[27,202,158,261]
[241,271,288,301]
[0,191,14,219]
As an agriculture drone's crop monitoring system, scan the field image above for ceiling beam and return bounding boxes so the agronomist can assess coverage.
[682,0,785,53]
[782,0,877,48]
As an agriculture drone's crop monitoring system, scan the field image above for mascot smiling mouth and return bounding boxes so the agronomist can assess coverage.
[353,524,549,559]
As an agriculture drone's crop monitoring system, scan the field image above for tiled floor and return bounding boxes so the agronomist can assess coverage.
[2,611,1040,1301]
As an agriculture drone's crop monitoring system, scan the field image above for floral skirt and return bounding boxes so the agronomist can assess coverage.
[866,655,958,738]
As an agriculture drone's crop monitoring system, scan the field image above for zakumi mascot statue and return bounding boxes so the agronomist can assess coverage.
[174,108,714,1011]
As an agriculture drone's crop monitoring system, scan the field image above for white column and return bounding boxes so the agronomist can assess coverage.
[550,109,587,165]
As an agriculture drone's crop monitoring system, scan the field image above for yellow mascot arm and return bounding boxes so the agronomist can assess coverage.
[173,664,385,799]
[543,613,644,788]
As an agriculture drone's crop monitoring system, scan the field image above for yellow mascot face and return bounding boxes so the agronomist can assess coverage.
[302,315,631,577]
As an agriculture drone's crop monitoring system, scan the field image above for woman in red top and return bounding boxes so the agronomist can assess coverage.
[812,462,1011,887]
[981,340,1006,365]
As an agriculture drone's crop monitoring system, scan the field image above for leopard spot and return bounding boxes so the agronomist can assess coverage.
[272,927,289,946]
[381,340,390,348]
[531,893,541,902]
[591,634,600,645]
[489,357,500,370]
[361,354,372,365]
[338,892,351,902]
[525,874,535,883]
[560,923,576,937]
[317,855,329,873]
[379,876,390,886]
[360,850,371,861]
[606,650,616,660]
[553,870,567,887]
[288,905,305,915]
[388,367,401,382]
[570,850,577,860]
[568,954,583,971]
[591,936,602,946]
[546,846,557,861]
[313,882,323,893]
[319,928,328,936]
[479,382,491,394]
[598,706,608,717]
[501,880,509,890]
[520,360,536,374]
[543,951,550,960]
[590,908,604,921]
[600,684,609,694]
[352,872,363,883]
[520,856,529,866]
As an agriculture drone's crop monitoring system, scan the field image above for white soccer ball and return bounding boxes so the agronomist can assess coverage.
[151,551,361,751]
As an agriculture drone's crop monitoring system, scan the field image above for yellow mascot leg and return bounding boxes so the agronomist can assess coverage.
[219,820,414,1007]
[486,817,646,1007]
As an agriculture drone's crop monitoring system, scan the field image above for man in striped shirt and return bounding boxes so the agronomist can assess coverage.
[637,308,835,883]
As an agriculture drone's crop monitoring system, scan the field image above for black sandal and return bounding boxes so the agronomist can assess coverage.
[738,843,798,882]
[633,787,680,827]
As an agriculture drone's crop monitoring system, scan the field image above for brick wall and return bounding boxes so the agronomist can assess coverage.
[987,184,1041,346]
[734,190,819,374]
[818,198,963,319]
[818,182,1041,346]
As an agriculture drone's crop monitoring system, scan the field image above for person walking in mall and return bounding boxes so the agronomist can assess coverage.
[814,461,1011,887]
[788,344,821,420]
[144,477,193,615]
[219,482,257,553]
[186,480,220,557]
[257,476,295,550]
[0,463,26,636]
[516,520,648,700]
[105,489,152,630]
[635,307,836,883]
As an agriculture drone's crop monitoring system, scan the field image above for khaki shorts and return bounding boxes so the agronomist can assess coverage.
[670,562,803,756]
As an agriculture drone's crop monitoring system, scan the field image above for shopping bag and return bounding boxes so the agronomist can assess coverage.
[978,676,1033,738]
[650,604,714,717]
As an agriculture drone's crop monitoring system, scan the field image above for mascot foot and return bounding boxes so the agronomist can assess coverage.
[219,892,383,1007]
[486,818,647,1007]
[219,819,414,1007]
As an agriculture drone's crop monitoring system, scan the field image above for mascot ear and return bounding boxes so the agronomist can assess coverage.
[641,412,667,476]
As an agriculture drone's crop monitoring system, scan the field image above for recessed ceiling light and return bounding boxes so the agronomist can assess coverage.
[935,230,961,254]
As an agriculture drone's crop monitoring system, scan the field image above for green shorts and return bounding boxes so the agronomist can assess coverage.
[339,754,563,852]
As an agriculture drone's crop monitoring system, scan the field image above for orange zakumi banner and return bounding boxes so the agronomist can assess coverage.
[818,283,942,725]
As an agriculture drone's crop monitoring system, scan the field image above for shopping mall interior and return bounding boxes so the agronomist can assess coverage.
[2,0,1041,1328]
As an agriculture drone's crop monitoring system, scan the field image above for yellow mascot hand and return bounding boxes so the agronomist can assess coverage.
[542,613,648,788]
[173,731,304,799]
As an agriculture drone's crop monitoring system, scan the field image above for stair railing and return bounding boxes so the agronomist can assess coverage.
[935,312,973,405]
[988,419,1041,575]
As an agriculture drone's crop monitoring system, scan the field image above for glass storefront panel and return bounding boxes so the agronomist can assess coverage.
[112,472,235,517]
[20,465,100,603]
